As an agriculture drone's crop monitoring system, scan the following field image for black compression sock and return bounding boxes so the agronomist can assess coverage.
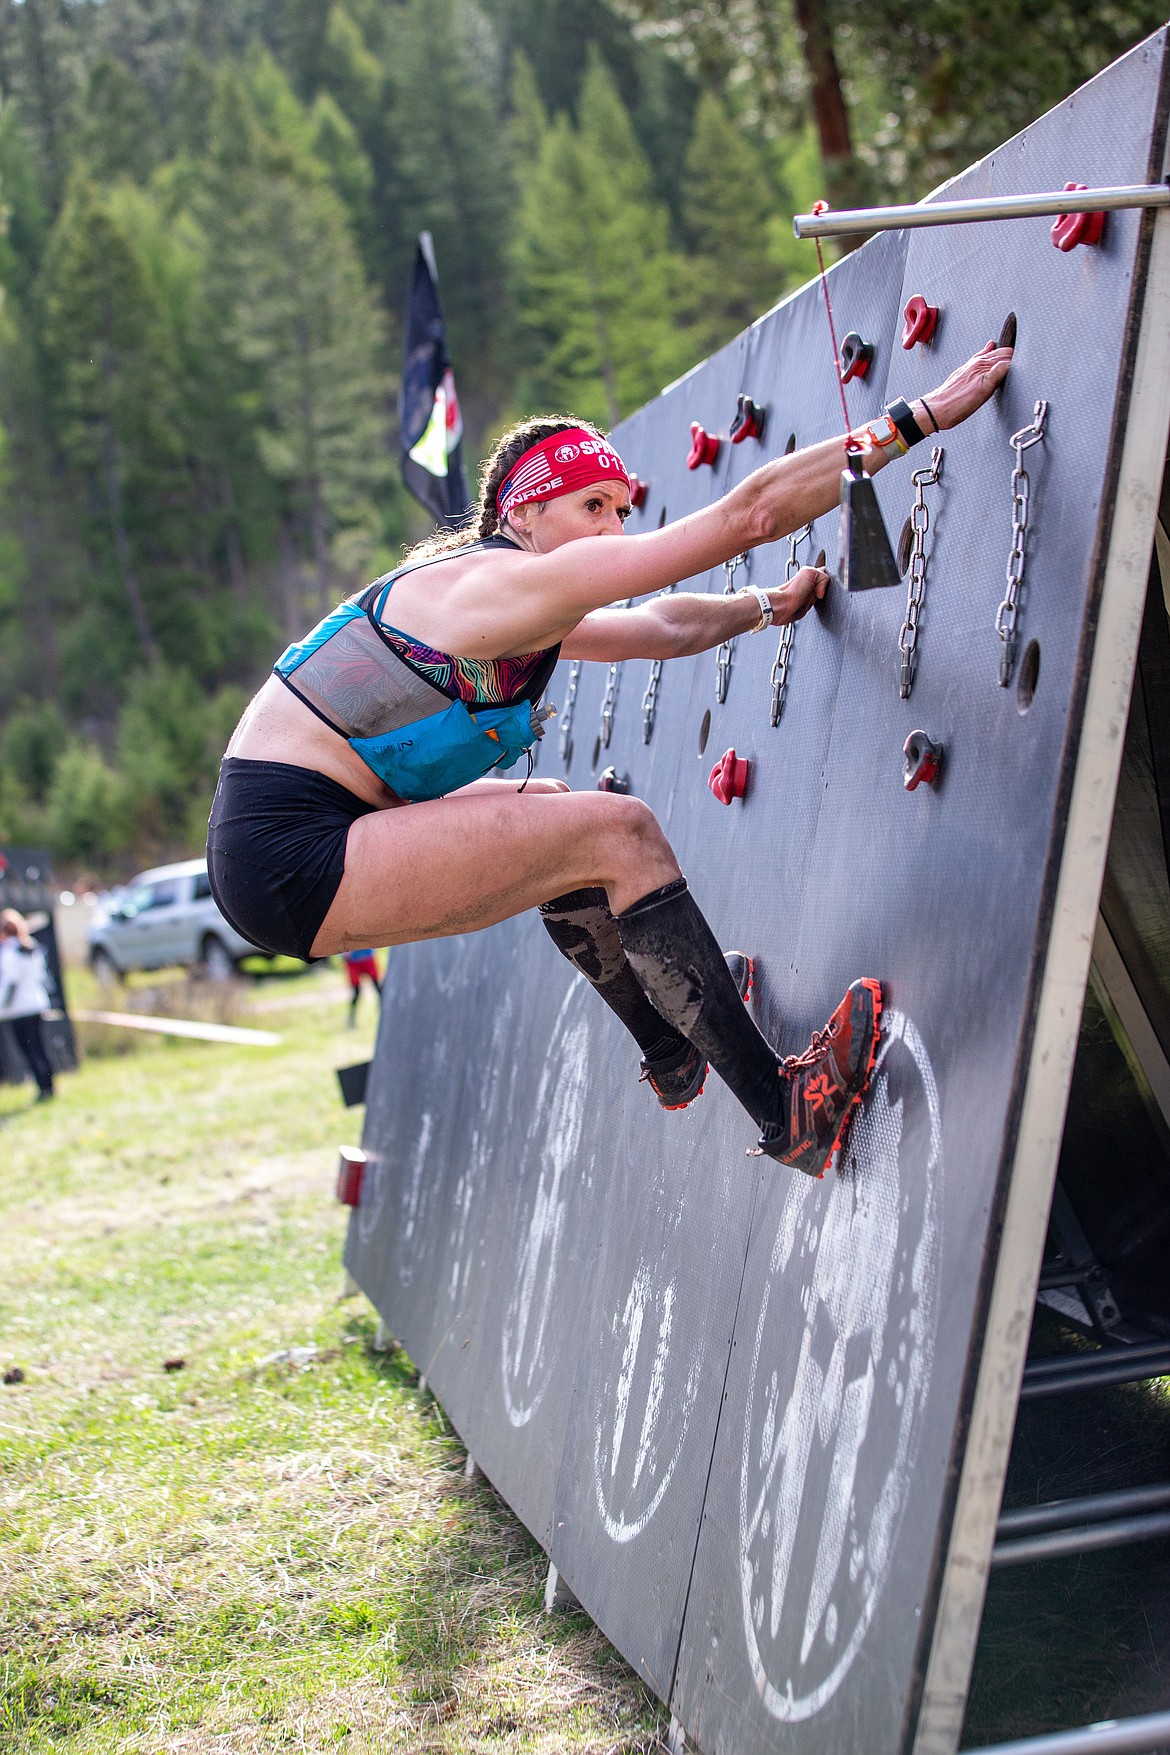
[539,887,688,1061]
[616,878,784,1129]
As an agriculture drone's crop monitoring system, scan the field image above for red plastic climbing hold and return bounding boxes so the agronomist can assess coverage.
[688,422,720,469]
[901,295,939,349]
[838,331,875,383]
[336,1147,366,1207]
[708,749,749,805]
[730,395,766,444]
[1051,185,1105,252]
[629,473,649,509]
[903,730,943,792]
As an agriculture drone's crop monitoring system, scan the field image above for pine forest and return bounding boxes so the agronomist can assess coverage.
[0,0,1162,871]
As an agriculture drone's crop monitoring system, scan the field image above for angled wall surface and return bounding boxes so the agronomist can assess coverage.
[346,33,1170,1755]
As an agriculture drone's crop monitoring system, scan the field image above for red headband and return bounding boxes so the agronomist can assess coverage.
[497,427,630,523]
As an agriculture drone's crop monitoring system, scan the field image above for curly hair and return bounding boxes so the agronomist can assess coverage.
[403,414,610,560]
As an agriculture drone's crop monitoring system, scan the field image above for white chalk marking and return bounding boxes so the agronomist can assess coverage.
[73,1009,280,1046]
[502,979,592,1428]
[738,1009,942,1722]
[594,1264,701,1545]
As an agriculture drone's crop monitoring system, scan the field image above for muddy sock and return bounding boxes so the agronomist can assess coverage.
[616,878,784,1129]
[539,887,686,1062]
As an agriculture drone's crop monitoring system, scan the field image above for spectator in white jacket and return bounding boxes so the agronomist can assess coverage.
[0,908,55,1101]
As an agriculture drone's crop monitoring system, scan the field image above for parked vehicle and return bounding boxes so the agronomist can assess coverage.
[87,858,269,982]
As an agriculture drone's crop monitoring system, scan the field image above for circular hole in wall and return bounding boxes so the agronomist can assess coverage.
[698,708,711,756]
[998,310,1018,351]
[1017,638,1040,713]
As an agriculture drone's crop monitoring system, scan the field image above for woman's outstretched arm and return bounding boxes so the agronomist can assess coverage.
[561,564,829,662]
[455,343,1010,651]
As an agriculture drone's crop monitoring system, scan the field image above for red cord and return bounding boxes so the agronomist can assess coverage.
[811,203,860,455]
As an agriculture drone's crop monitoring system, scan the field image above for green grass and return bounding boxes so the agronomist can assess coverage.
[0,968,666,1754]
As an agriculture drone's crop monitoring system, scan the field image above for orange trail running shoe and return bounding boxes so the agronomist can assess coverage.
[640,953,754,1111]
[754,978,883,1177]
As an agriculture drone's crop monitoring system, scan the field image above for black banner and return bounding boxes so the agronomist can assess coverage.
[399,232,471,527]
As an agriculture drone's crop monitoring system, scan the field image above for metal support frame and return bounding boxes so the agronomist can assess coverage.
[1021,1339,1170,1398]
[962,1708,1170,1754]
[1037,1181,1123,1337]
[543,1562,580,1614]
[992,1512,1170,1566]
[992,1477,1170,1565]
[997,1482,1170,1539]
[794,183,1170,240]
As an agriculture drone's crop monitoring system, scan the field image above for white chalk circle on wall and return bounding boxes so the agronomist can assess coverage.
[739,1009,943,1722]
[502,978,592,1428]
[593,1262,703,1544]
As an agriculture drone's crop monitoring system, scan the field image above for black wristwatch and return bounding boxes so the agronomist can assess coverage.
[885,397,927,448]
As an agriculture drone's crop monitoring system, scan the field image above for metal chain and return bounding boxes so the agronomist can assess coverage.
[558,660,580,764]
[599,659,620,749]
[996,400,1048,687]
[769,525,811,726]
[641,585,678,745]
[598,598,633,749]
[641,656,662,745]
[898,446,944,699]
[714,552,748,704]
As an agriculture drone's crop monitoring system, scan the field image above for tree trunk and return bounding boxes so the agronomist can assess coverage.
[218,469,247,600]
[100,415,160,666]
[278,511,302,640]
[20,0,67,212]
[307,473,331,615]
[792,0,866,253]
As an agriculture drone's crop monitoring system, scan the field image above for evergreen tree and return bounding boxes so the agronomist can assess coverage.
[0,0,83,213]
[315,4,399,290]
[0,289,78,710]
[511,52,689,425]
[39,177,188,672]
[483,0,699,217]
[197,70,392,624]
[386,0,513,423]
[843,0,1169,197]
[222,170,391,617]
[76,57,161,184]
[682,93,783,354]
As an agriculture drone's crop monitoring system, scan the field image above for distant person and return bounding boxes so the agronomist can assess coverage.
[342,947,382,1026]
[0,909,56,1103]
[208,343,1010,1179]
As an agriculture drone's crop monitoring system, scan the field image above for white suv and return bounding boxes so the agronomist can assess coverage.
[87,858,267,982]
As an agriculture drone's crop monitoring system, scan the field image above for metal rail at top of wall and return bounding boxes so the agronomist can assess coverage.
[793,182,1170,239]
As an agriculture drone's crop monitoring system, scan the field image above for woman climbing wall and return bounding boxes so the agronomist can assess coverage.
[208,342,1010,1177]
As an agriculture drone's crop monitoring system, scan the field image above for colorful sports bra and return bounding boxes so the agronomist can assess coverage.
[273,539,561,803]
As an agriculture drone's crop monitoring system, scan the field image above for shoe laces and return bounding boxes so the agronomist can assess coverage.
[781,1024,833,1074]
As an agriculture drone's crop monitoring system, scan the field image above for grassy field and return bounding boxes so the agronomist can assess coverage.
[0,968,666,1755]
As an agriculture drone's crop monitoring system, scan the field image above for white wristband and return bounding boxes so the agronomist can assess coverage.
[741,585,774,632]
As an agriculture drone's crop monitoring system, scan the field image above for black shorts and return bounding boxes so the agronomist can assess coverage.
[206,759,376,961]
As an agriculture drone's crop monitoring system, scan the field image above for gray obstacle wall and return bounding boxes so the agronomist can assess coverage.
[345,32,1170,1755]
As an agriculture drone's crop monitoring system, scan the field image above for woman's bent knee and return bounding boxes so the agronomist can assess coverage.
[597,796,678,887]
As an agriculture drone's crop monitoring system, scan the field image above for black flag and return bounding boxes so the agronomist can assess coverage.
[399,232,471,526]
